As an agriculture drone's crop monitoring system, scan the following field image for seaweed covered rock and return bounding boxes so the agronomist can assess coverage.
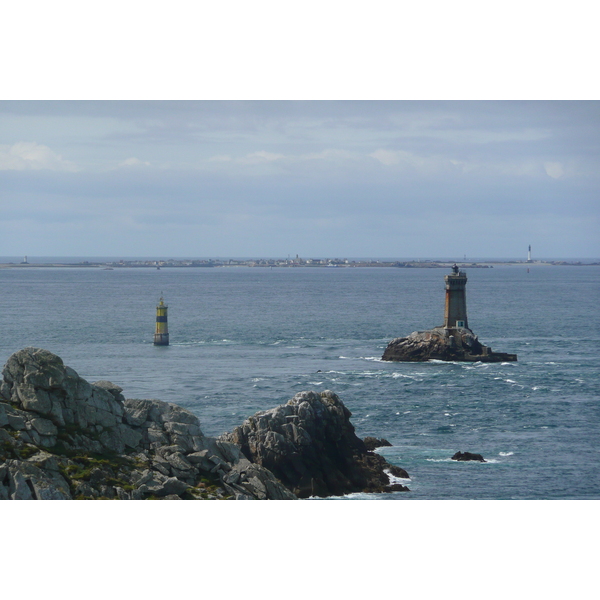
[221,390,410,498]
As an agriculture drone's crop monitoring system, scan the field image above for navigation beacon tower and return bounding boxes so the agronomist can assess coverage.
[153,295,169,346]
[444,264,469,330]
[527,245,532,263]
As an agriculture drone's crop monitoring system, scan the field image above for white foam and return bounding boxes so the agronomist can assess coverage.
[384,468,411,484]
[499,452,514,456]
[392,373,421,380]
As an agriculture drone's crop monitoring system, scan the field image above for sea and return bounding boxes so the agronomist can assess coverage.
[1,260,599,500]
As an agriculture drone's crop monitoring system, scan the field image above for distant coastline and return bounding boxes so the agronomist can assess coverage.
[1,257,598,269]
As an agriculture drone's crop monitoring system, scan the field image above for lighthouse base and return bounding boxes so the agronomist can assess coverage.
[153,334,170,346]
[382,327,517,362]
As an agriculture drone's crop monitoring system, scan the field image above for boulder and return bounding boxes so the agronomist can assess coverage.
[451,451,486,462]
[386,464,410,479]
[363,437,392,451]
[221,390,410,498]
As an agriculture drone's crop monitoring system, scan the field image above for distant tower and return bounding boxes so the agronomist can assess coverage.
[527,245,532,263]
[153,296,169,346]
[444,265,469,329]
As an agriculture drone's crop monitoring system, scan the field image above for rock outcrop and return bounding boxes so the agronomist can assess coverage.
[451,451,486,462]
[382,327,517,363]
[221,390,410,498]
[382,266,517,362]
[0,348,295,500]
[1,348,409,500]
[363,437,392,451]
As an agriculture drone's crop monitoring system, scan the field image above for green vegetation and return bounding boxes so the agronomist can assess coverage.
[0,439,39,461]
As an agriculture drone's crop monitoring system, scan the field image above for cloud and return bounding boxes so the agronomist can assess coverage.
[116,157,151,168]
[370,149,425,167]
[301,149,357,162]
[369,147,574,181]
[544,161,564,179]
[0,142,79,171]
[239,151,285,164]
[1,101,598,258]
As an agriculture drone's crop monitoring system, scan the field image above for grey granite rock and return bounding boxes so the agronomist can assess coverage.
[382,327,517,363]
[1,347,296,500]
[221,390,410,498]
[2,347,410,500]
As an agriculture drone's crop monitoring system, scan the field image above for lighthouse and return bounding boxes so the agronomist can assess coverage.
[153,296,169,346]
[527,245,532,263]
[444,264,469,329]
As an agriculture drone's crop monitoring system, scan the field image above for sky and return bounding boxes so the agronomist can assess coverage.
[1,100,599,260]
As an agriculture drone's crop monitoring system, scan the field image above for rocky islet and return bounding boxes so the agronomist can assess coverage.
[381,326,518,362]
[382,266,517,362]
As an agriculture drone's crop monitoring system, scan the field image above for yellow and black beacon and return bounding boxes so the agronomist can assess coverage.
[153,294,169,346]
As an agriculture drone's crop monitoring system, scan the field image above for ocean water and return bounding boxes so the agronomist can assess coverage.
[1,263,598,500]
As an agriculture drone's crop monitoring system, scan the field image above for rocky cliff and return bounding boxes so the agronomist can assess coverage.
[382,327,517,363]
[1,348,408,500]
[0,348,295,499]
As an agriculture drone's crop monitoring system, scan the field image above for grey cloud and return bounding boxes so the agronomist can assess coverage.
[0,101,598,258]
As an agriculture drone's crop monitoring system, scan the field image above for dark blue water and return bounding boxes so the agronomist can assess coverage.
[1,264,598,499]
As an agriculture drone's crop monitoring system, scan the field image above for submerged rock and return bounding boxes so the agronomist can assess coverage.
[221,390,409,498]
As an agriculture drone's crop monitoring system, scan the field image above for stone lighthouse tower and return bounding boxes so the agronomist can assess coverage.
[153,296,169,346]
[381,264,517,362]
[444,264,469,330]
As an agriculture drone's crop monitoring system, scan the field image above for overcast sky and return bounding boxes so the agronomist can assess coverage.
[1,100,598,259]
